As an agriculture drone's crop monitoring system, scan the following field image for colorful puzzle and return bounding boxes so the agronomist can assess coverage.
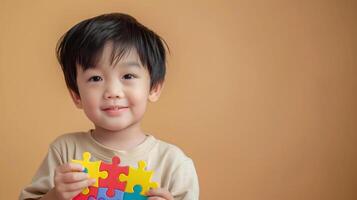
[72,152,158,200]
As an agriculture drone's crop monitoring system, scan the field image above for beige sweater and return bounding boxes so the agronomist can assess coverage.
[19,130,199,200]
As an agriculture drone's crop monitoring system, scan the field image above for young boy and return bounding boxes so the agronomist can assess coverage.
[19,13,199,200]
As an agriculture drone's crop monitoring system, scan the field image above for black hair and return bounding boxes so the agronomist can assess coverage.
[56,13,169,96]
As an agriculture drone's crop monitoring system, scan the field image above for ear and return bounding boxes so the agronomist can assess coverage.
[68,89,83,109]
[148,82,164,102]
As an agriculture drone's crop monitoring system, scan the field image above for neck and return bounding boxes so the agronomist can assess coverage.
[91,122,147,151]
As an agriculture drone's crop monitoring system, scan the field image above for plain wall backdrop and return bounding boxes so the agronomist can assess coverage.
[1,0,356,199]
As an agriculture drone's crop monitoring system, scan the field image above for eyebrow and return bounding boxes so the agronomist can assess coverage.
[116,61,141,68]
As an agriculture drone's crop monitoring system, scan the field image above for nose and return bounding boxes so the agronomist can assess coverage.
[104,82,124,99]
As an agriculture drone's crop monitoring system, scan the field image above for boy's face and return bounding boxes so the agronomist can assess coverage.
[69,42,162,132]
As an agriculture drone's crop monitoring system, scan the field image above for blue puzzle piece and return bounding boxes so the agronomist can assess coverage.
[97,187,124,200]
[124,185,148,200]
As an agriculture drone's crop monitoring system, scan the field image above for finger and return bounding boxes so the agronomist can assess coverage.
[57,163,84,173]
[59,178,96,192]
[61,172,89,183]
[56,189,84,200]
[148,197,165,200]
[147,188,173,200]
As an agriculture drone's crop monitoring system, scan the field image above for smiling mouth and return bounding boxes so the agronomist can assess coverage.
[102,105,128,116]
[102,106,128,111]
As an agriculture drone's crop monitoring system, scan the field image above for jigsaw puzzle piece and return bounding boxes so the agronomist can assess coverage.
[97,187,124,200]
[119,160,158,195]
[99,155,129,197]
[72,152,108,188]
[73,186,98,200]
[123,185,148,200]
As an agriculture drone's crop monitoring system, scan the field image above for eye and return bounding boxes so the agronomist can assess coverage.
[88,76,102,82]
[123,74,136,80]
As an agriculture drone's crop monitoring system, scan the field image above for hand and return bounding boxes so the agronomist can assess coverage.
[53,163,96,200]
[147,188,174,200]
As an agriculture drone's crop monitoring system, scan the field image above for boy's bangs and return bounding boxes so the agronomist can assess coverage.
[76,40,139,70]
[111,41,144,68]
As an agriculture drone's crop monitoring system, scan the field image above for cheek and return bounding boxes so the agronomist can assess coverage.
[81,97,101,122]
[130,84,150,100]
[127,88,149,112]
[80,91,101,111]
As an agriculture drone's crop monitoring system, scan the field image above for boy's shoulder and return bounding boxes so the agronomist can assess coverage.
[50,131,90,148]
[150,136,193,163]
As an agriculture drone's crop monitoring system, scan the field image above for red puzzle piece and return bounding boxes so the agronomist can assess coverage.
[73,186,98,200]
[99,156,129,197]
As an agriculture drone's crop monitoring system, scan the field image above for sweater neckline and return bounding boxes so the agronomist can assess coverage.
[85,129,157,161]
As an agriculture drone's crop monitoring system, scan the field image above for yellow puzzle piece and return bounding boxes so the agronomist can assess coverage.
[72,152,108,194]
[119,160,158,195]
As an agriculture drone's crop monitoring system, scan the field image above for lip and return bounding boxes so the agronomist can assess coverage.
[102,105,128,116]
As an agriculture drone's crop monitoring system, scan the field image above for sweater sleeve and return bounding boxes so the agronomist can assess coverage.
[19,145,63,200]
[169,158,200,200]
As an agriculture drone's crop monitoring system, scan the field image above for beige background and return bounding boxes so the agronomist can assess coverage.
[1,0,356,199]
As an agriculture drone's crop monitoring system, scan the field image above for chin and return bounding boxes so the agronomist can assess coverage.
[102,125,128,132]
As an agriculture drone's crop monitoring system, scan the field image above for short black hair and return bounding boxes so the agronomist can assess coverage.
[56,13,168,96]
